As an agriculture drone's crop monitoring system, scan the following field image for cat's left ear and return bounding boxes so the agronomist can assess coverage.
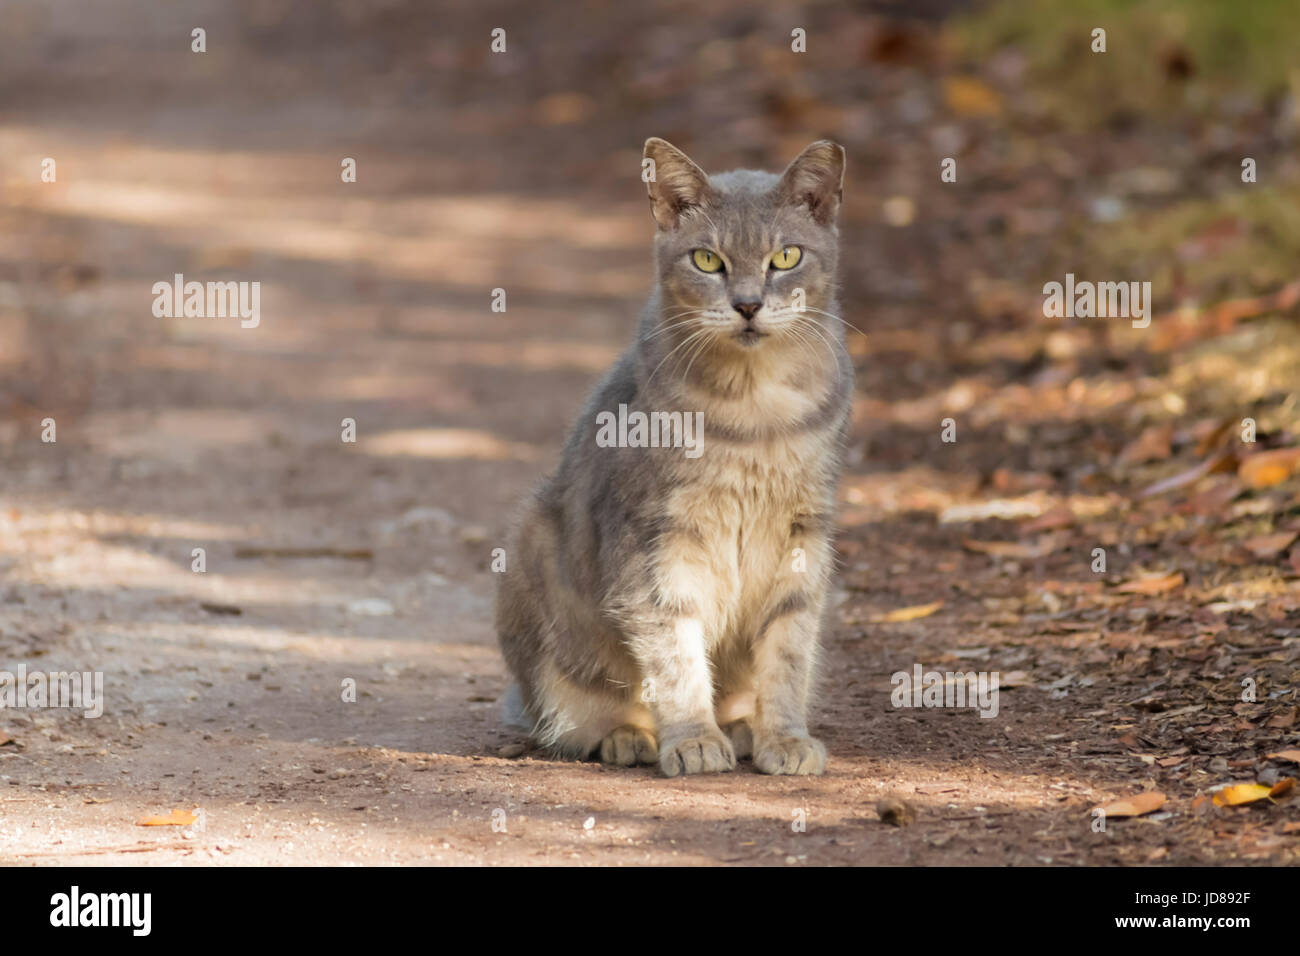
[778,140,846,226]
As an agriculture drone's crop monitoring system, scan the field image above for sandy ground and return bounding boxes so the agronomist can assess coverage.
[0,0,1296,866]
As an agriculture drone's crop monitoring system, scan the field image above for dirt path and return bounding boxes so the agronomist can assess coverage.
[1,0,1297,865]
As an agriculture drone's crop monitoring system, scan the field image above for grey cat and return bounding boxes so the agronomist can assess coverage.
[496,138,852,776]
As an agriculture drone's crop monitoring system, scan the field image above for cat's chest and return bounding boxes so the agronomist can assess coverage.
[667,431,832,539]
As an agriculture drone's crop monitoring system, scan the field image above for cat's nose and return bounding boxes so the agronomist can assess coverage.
[732,300,762,320]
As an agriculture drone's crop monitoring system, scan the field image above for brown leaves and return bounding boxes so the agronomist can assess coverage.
[1140,450,1238,497]
[1117,423,1173,465]
[1116,572,1185,596]
[1268,778,1296,800]
[942,76,1001,117]
[962,535,1061,559]
[1096,791,1166,818]
[1239,447,1300,490]
[1211,778,1296,807]
[1212,783,1273,807]
[871,601,943,624]
[1240,531,1297,560]
[135,809,197,827]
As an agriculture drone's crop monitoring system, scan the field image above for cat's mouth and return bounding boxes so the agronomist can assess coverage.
[732,328,768,347]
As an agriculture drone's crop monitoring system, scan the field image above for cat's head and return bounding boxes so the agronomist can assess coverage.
[643,137,844,352]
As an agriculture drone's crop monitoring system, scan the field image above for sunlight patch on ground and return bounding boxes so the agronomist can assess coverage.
[359,428,540,461]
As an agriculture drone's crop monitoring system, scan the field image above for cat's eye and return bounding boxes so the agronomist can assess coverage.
[692,249,724,273]
[770,246,802,270]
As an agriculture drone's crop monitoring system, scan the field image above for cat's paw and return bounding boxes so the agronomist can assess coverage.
[659,728,736,776]
[598,725,659,766]
[753,734,827,775]
[722,719,754,760]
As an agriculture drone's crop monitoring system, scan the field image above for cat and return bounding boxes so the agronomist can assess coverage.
[496,137,852,776]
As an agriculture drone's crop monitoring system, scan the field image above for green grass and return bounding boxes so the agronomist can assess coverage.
[953,0,1300,125]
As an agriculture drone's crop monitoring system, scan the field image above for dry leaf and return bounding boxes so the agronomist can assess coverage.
[942,76,1001,116]
[1242,531,1297,560]
[963,536,1060,559]
[135,809,198,827]
[1268,778,1296,800]
[1239,448,1300,490]
[1019,506,1075,533]
[1118,424,1173,465]
[871,601,943,623]
[1141,451,1236,497]
[1117,572,1184,595]
[1096,791,1166,817]
[1212,783,1272,807]
[1266,749,1300,764]
[1268,707,1298,730]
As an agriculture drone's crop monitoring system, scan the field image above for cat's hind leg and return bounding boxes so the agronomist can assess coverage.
[530,662,658,764]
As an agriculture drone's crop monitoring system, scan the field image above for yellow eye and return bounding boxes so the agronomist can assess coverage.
[771,245,802,270]
[692,249,724,273]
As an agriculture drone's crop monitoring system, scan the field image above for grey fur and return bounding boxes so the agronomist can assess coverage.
[496,139,852,776]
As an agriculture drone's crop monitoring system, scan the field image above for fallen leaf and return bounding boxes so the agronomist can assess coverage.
[1118,424,1173,465]
[1239,448,1300,490]
[1020,506,1075,533]
[942,76,1001,116]
[1117,572,1184,595]
[1176,479,1242,517]
[1266,749,1300,764]
[1268,707,1298,730]
[871,601,943,623]
[1194,417,1239,456]
[135,809,198,827]
[1141,451,1236,497]
[962,536,1060,559]
[1241,531,1298,560]
[1268,778,1296,800]
[1096,791,1166,818]
[1212,783,1273,807]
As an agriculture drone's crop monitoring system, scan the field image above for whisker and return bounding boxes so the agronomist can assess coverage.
[646,328,710,388]
[797,306,869,339]
[643,315,708,342]
[679,329,717,384]
[790,315,847,365]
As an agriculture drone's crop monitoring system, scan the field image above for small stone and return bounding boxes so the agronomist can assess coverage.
[498,743,526,759]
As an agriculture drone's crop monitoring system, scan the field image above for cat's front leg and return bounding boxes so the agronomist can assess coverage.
[629,616,735,777]
[750,592,828,776]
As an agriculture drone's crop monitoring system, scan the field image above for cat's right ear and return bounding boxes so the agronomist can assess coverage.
[644,138,713,231]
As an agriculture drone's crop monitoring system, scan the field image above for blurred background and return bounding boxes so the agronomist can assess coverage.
[0,0,1297,864]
